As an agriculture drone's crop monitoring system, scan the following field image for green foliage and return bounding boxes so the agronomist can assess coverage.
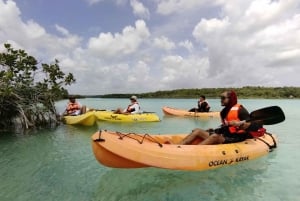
[0,43,75,130]
[94,87,300,99]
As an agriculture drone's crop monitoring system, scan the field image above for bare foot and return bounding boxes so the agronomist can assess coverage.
[163,137,175,144]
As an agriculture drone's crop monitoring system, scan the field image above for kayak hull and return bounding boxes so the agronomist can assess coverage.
[162,106,220,118]
[63,111,96,126]
[91,130,278,171]
[94,111,160,122]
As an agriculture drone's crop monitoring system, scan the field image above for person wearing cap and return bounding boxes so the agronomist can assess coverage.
[114,95,141,114]
[176,90,263,145]
[189,95,210,112]
[63,96,86,116]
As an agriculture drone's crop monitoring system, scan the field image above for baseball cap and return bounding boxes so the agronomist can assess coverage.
[130,95,137,100]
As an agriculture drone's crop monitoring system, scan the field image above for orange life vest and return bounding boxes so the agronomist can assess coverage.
[223,104,246,134]
[67,102,80,114]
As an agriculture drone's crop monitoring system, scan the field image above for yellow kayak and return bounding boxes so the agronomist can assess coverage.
[94,110,160,122]
[162,106,220,118]
[91,130,278,171]
[63,111,96,126]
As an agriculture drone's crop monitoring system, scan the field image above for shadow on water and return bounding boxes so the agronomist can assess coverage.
[90,154,277,201]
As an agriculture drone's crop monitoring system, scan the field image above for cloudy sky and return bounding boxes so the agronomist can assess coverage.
[0,0,300,95]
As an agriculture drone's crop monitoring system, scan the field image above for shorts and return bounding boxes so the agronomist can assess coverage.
[70,110,81,116]
[223,133,249,144]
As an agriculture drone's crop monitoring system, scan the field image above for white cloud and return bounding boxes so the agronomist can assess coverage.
[87,20,150,58]
[179,40,194,52]
[160,55,210,89]
[156,0,211,15]
[193,17,230,41]
[0,0,45,42]
[130,0,150,19]
[234,0,299,33]
[153,36,175,51]
[55,24,70,36]
[191,0,300,86]
[0,0,82,62]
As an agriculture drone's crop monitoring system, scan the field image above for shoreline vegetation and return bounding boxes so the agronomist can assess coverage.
[0,44,75,131]
[72,87,300,99]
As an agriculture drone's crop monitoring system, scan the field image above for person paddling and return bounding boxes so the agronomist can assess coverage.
[179,90,264,145]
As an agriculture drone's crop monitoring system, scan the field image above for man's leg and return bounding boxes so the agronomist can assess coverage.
[180,128,210,145]
[199,134,225,145]
[114,108,123,114]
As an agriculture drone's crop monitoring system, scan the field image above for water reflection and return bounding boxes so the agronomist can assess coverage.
[92,157,274,201]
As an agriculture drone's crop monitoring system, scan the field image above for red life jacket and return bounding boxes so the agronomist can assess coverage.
[223,104,245,134]
[67,102,80,114]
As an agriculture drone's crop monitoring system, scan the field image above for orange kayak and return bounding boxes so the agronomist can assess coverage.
[91,130,278,171]
[162,106,220,118]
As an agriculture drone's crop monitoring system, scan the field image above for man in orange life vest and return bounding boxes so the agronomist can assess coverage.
[180,90,263,145]
[114,95,141,114]
[64,96,86,116]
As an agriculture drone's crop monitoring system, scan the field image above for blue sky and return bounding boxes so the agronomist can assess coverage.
[15,0,137,37]
[1,0,300,95]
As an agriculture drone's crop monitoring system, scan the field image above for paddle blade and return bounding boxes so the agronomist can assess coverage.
[250,106,285,125]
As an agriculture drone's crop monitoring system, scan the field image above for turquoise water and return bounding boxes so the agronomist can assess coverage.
[0,98,299,201]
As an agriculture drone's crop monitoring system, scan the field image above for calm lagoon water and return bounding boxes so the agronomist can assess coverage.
[0,98,299,201]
